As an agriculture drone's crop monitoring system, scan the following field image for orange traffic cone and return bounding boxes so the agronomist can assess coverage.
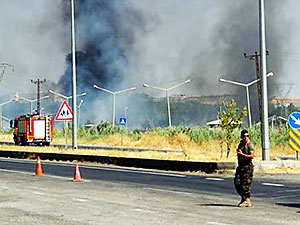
[35,156,43,176]
[73,164,83,182]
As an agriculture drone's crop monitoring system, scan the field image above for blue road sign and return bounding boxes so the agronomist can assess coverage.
[119,117,127,126]
[288,112,300,129]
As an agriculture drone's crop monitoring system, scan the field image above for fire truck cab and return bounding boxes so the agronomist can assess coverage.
[10,114,53,146]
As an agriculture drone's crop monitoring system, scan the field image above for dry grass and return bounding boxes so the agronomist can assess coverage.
[0,132,295,162]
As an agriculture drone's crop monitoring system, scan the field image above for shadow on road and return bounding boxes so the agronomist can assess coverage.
[196,203,237,208]
[276,202,300,208]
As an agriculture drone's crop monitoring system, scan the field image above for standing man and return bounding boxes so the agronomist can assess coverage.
[234,129,255,207]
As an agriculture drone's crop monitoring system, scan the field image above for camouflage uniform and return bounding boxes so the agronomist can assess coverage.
[234,141,255,200]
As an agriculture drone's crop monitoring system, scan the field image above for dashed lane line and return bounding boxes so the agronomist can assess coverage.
[143,187,194,195]
[206,178,224,181]
[261,182,285,187]
[207,222,232,225]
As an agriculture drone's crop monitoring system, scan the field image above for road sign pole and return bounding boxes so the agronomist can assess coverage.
[55,100,74,148]
[166,90,171,127]
[65,121,67,148]
[121,126,123,145]
[113,94,116,127]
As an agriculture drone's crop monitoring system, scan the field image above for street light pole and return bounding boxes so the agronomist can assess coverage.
[259,0,270,161]
[245,86,251,126]
[49,90,86,103]
[71,0,78,150]
[0,99,15,130]
[166,90,171,126]
[77,100,83,128]
[93,85,136,127]
[219,72,273,127]
[143,79,191,127]
[16,94,49,113]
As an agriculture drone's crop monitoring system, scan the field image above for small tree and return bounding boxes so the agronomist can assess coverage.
[218,99,247,158]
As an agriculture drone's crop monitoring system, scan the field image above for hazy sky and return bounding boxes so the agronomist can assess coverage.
[0,0,299,124]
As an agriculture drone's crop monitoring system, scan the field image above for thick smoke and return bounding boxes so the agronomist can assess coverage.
[0,0,299,127]
[0,0,68,96]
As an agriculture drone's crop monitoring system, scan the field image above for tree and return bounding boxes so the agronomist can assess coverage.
[218,99,247,158]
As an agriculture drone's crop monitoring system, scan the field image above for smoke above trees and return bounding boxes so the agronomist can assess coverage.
[0,0,299,126]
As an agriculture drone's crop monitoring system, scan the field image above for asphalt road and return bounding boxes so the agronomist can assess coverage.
[0,158,300,224]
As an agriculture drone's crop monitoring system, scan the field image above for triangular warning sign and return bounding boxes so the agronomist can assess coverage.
[55,100,73,121]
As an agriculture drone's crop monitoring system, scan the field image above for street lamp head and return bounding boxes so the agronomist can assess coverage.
[219,78,226,82]
[143,84,149,88]
[266,72,274,77]
[130,87,136,91]
[185,79,191,83]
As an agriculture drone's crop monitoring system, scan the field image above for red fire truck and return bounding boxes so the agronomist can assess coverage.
[10,114,53,146]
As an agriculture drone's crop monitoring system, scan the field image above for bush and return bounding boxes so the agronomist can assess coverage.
[52,122,289,147]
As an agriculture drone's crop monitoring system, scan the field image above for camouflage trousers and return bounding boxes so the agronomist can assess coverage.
[234,164,254,198]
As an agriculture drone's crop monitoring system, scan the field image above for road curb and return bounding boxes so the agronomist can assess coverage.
[0,150,236,173]
[254,160,300,171]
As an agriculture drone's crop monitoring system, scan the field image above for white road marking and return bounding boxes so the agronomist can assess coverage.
[82,165,186,178]
[261,182,284,187]
[75,198,89,202]
[206,178,224,181]
[133,208,156,214]
[32,191,45,195]
[207,222,231,225]
[143,187,194,195]
[0,186,9,190]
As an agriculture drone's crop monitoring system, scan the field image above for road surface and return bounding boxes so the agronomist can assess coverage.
[0,158,299,224]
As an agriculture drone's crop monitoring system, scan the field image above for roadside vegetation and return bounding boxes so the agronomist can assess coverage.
[0,100,293,162]
[0,121,291,162]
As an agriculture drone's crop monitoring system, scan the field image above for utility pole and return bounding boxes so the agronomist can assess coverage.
[31,79,46,115]
[244,51,269,124]
[0,63,14,82]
